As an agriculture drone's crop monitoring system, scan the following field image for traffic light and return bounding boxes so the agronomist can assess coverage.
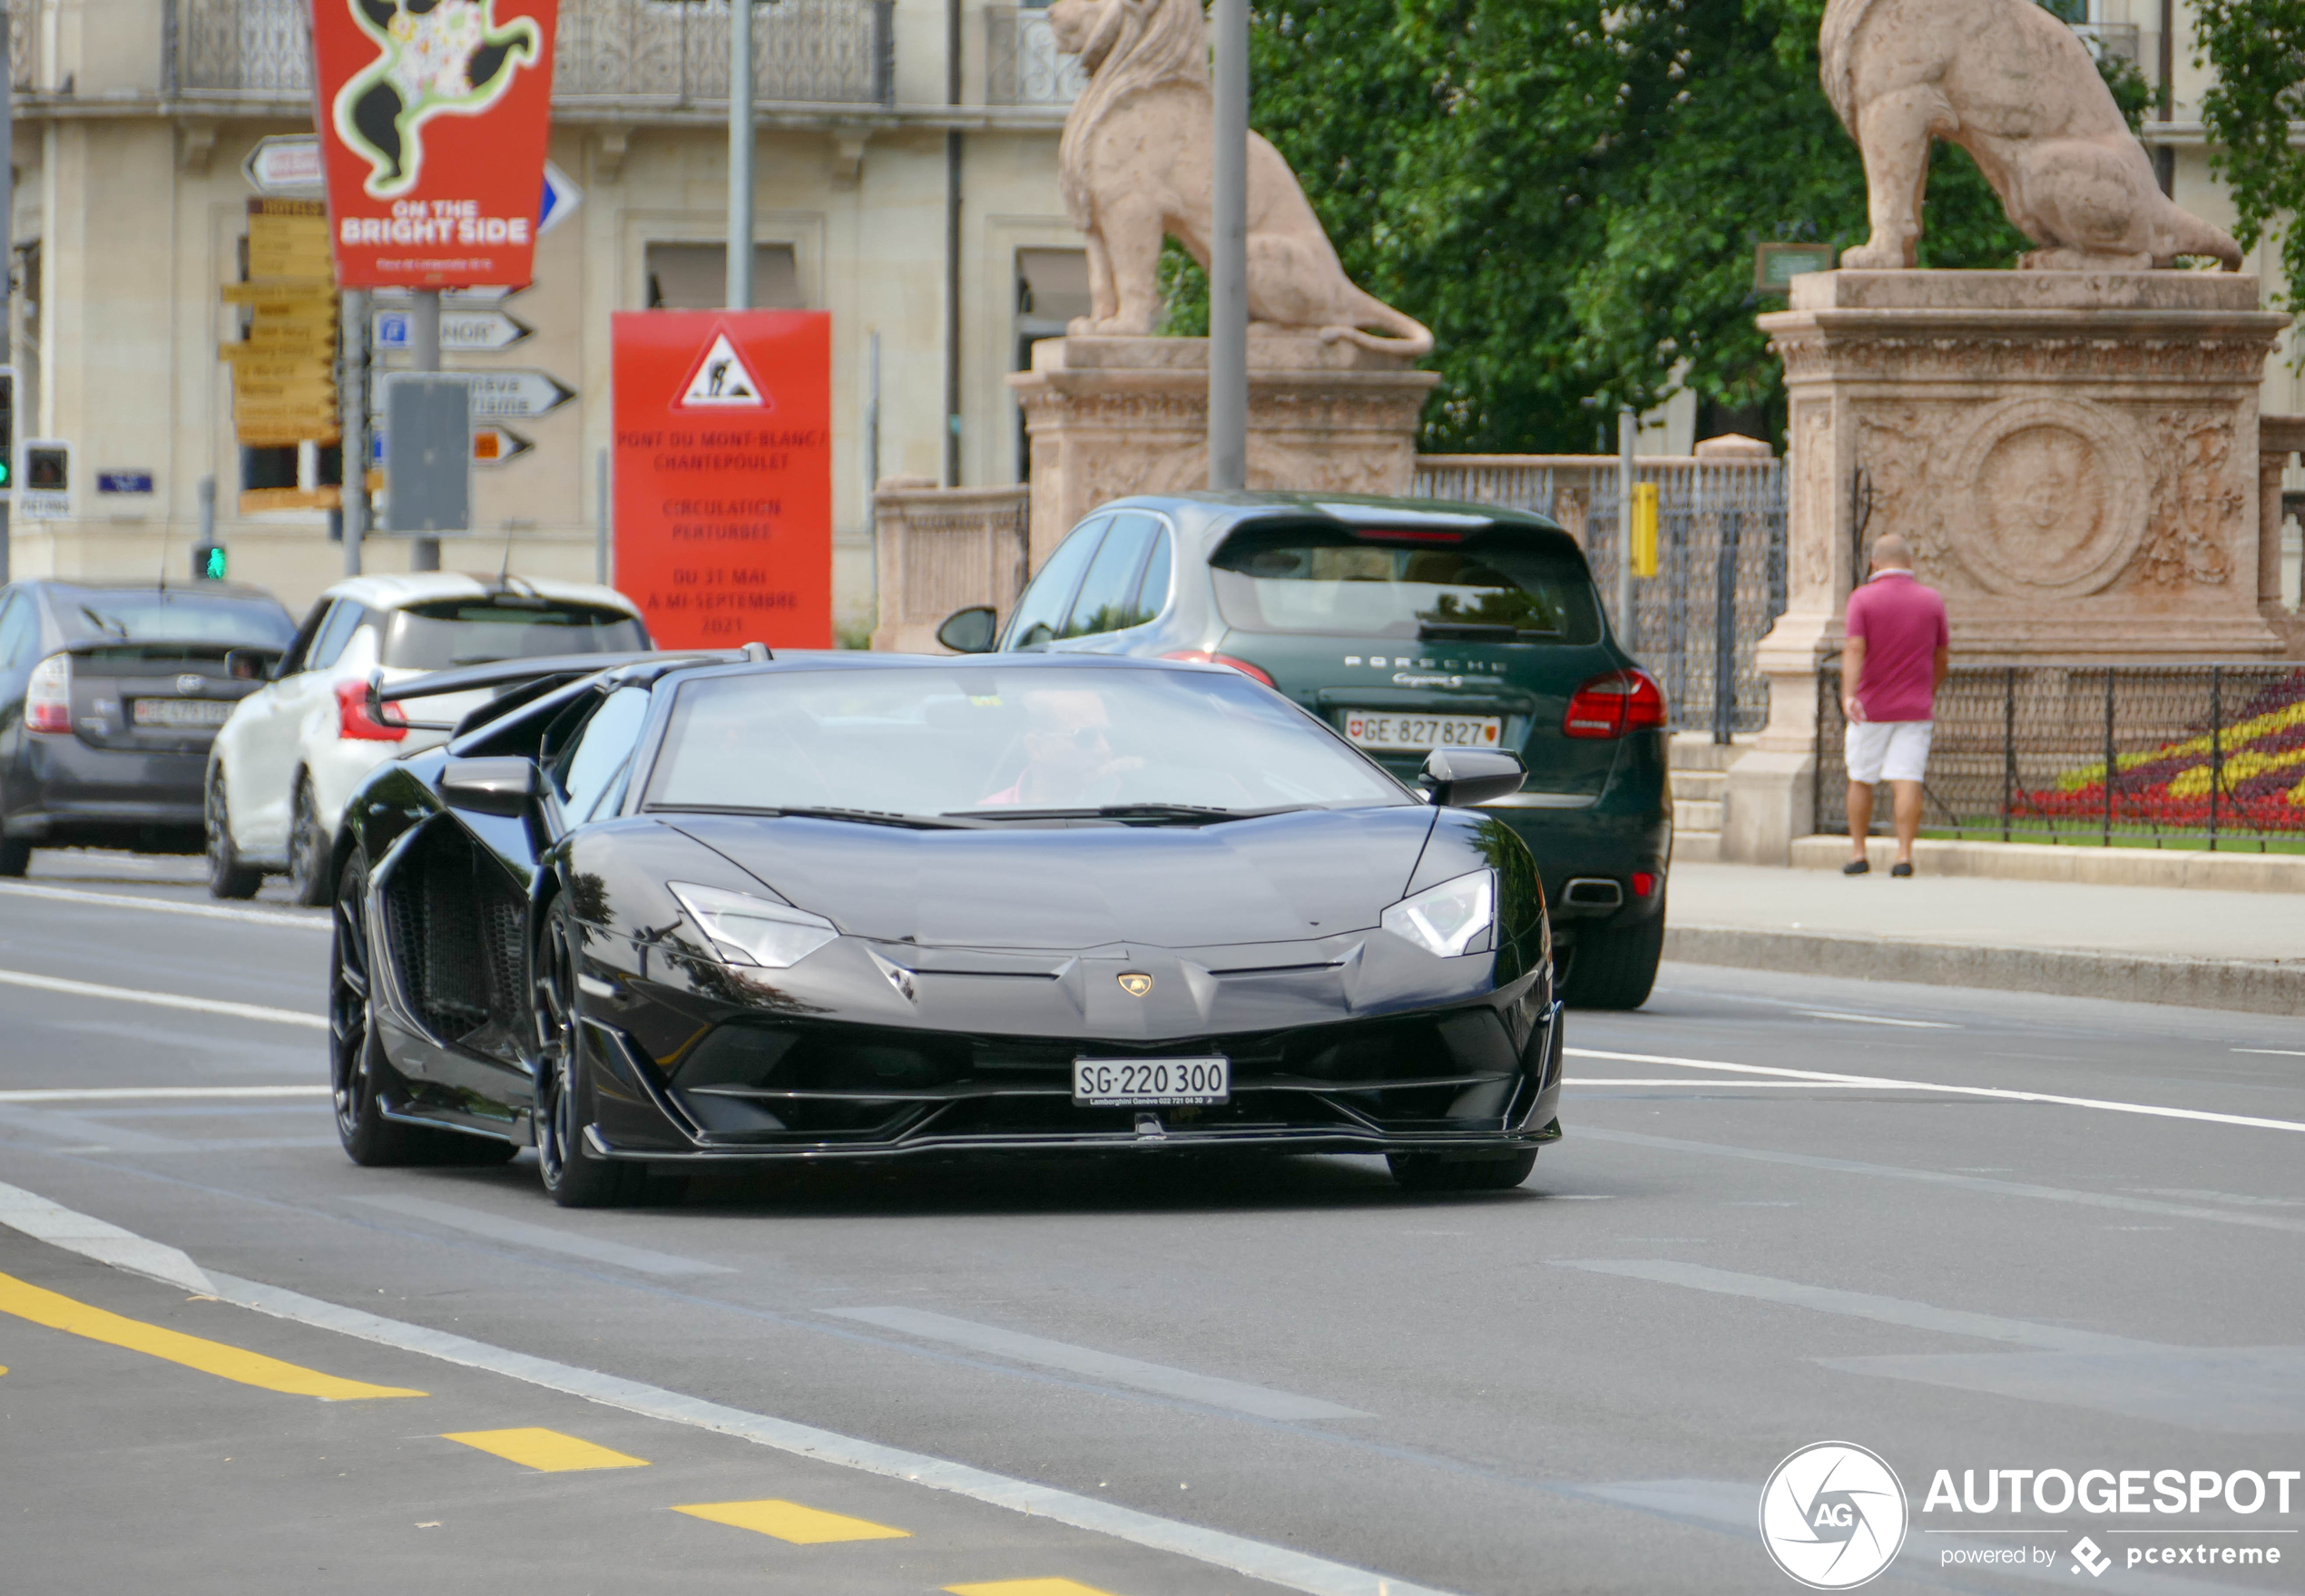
[193,543,228,581]
[0,367,15,493]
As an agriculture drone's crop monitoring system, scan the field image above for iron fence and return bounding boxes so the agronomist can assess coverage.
[169,0,893,104]
[1814,662,2305,849]
[1412,455,1788,740]
[986,5,1084,106]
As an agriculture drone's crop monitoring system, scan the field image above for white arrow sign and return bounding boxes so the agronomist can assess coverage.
[243,135,324,197]
[473,425,535,466]
[371,369,574,422]
[374,308,533,353]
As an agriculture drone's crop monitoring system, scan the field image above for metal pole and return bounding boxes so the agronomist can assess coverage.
[0,28,15,587]
[2001,667,2014,845]
[594,446,610,586]
[2209,665,2222,851]
[1614,408,1636,649]
[1207,0,1249,491]
[409,289,441,572]
[339,288,367,575]
[727,0,753,310]
[941,0,961,488]
[2102,667,2115,847]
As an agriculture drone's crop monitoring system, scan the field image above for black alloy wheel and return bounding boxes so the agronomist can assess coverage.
[1560,903,1665,1012]
[1387,1147,1540,1192]
[286,776,330,907]
[205,767,264,900]
[532,897,643,1208]
[332,853,515,1169]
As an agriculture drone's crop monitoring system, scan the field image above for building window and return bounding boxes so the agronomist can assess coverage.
[644,243,804,309]
[1015,249,1090,481]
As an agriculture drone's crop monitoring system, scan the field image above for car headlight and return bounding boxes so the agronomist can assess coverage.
[1380,868,1496,958]
[668,882,839,969]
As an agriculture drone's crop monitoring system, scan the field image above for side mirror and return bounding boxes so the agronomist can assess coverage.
[225,649,276,682]
[441,757,538,818]
[936,605,998,654]
[1420,748,1525,808]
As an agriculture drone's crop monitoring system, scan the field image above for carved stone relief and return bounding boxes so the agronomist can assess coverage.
[2137,412,2240,589]
[1945,397,2149,598]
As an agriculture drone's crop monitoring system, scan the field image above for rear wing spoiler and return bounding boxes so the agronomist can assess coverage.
[369,649,745,734]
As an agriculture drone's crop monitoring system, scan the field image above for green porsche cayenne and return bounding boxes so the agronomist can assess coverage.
[937,492,1672,1009]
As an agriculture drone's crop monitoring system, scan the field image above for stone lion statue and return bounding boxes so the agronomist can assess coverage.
[1823,0,2242,270]
[1047,0,1433,354]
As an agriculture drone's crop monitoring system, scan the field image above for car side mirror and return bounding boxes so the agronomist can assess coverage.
[936,605,998,654]
[225,649,276,682]
[441,757,539,818]
[1420,749,1525,808]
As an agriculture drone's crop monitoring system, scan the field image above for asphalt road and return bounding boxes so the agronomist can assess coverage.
[2,852,2301,1595]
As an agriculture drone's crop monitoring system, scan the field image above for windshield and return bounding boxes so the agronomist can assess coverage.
[379,600,650,670]
[1211,524,1603,642]
[59,591,295,650]
[647,666,1412,818]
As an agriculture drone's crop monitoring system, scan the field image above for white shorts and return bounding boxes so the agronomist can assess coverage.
[1846,720,1933,785]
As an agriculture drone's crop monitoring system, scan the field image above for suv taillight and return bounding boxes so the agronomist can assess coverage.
[334,679,408,741]
[1563,668,1666,739]
[1160,650,1277,687]
[25,653,71,733]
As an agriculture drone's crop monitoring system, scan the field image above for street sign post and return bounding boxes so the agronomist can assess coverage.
[243,134,327,197]
[612,312,832,649]
[309,0,558,289]
[374,307,531,353]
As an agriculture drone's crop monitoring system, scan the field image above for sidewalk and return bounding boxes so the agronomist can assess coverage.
[1663,862,2305,1015]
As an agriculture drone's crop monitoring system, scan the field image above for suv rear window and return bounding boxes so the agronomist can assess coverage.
[56,590,294,650]
[1211,524,1603,644]
[379,599,649,670]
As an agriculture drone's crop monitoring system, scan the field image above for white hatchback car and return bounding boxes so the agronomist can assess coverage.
[205,573,649,902]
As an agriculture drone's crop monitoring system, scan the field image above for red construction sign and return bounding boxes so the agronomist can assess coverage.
[612,311,834,650]
[308,0,558,289]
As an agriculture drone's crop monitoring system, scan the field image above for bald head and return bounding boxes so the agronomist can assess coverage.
[1870,533,1912,572]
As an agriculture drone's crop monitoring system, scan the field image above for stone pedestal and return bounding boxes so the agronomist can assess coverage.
[1006,335,1441,568]
[1721,269,2291,864]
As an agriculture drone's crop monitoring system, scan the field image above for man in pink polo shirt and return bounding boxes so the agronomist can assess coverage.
[1842,533,1949,876]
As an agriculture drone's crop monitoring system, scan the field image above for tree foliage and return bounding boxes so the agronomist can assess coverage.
[1183,0,2143,451]
[2196,0,2305,311]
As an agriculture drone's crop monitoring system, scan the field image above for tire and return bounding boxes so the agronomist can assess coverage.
[286,776,331,907]
[533,897,645,1209]
[1562,904,1665,1012]
[205,767,264,900]
[0,808,28,878]
[331,852,516,1169]
[1388,1148,1540,1192]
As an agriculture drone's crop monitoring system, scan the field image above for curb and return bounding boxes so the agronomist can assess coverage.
[1663,925,2305,1017]
[1788,836,2305,895]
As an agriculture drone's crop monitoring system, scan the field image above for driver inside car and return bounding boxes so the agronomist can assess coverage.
[973,688,1144,808]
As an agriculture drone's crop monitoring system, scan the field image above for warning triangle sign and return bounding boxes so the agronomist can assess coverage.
[679,333,770,408]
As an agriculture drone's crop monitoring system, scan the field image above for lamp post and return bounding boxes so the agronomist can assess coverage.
[728,0,754,310]
[1207,0,1248,492]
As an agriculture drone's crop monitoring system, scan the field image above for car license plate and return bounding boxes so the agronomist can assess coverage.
[1342,713,1503,751]
[1073,1055,1230,1107]
[132,698,233,728]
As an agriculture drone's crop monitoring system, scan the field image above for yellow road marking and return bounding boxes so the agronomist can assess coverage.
[0,1270,423,1400]
[441,1427,650,1472]
[945,1582,1125,1596]
[672,1498,910,1544]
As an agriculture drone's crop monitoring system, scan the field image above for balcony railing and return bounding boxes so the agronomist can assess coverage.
[986,5,1083,107]
[163,0,893,106]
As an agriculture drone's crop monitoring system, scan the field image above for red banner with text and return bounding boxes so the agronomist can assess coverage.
[309,0,557,289]
[612,311,834,651]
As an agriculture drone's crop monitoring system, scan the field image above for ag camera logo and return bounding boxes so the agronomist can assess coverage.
[1761,1442,1909,1589]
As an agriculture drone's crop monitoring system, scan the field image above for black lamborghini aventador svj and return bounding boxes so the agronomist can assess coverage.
[327,651,1564,1206]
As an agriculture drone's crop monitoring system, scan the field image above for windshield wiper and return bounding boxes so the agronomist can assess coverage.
[943,802,1304,825]
[649,802,980,830]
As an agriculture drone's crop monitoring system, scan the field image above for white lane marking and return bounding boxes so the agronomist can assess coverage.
[0,968,327,1030]
[0,1177,212,1293]
[2233,1048,2305,1057]
[1565,1047,2305,1134]
[825,1305,1370,1423]
[0,881,326,931]
[0,1180,1461,1596]
[1567,1080,1927,1089]
[1574,1127,2305,1237]
[346,1194,735,1278]
[0,1085,329,1104]
[1791,1009,1957,1029]
[1553,1259,2145,1355]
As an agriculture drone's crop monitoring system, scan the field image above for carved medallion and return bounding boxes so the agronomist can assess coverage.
[1945,398,2148,598]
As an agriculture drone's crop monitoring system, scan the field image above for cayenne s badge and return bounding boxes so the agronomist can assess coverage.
[1117,973,1153,997]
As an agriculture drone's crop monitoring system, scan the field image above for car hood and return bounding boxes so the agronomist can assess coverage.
[667,805,1438,950]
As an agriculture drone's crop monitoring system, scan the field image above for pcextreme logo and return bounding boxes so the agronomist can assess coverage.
[1760,1442,1909,1590]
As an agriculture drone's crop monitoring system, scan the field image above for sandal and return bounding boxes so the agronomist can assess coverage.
[1842,858,1869,876]
[1890,861,1914,877]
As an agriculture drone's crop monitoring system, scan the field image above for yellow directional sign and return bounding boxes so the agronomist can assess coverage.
[225,198,340,446]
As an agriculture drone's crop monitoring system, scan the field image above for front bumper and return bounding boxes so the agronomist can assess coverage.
[570,925,1564,1164]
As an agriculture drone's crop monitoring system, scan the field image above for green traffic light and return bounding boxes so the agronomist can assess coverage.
[196,544,227,581]
[0,460,13,487]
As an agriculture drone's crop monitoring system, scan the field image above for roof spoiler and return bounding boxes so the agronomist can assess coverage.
[374,650,731,703]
